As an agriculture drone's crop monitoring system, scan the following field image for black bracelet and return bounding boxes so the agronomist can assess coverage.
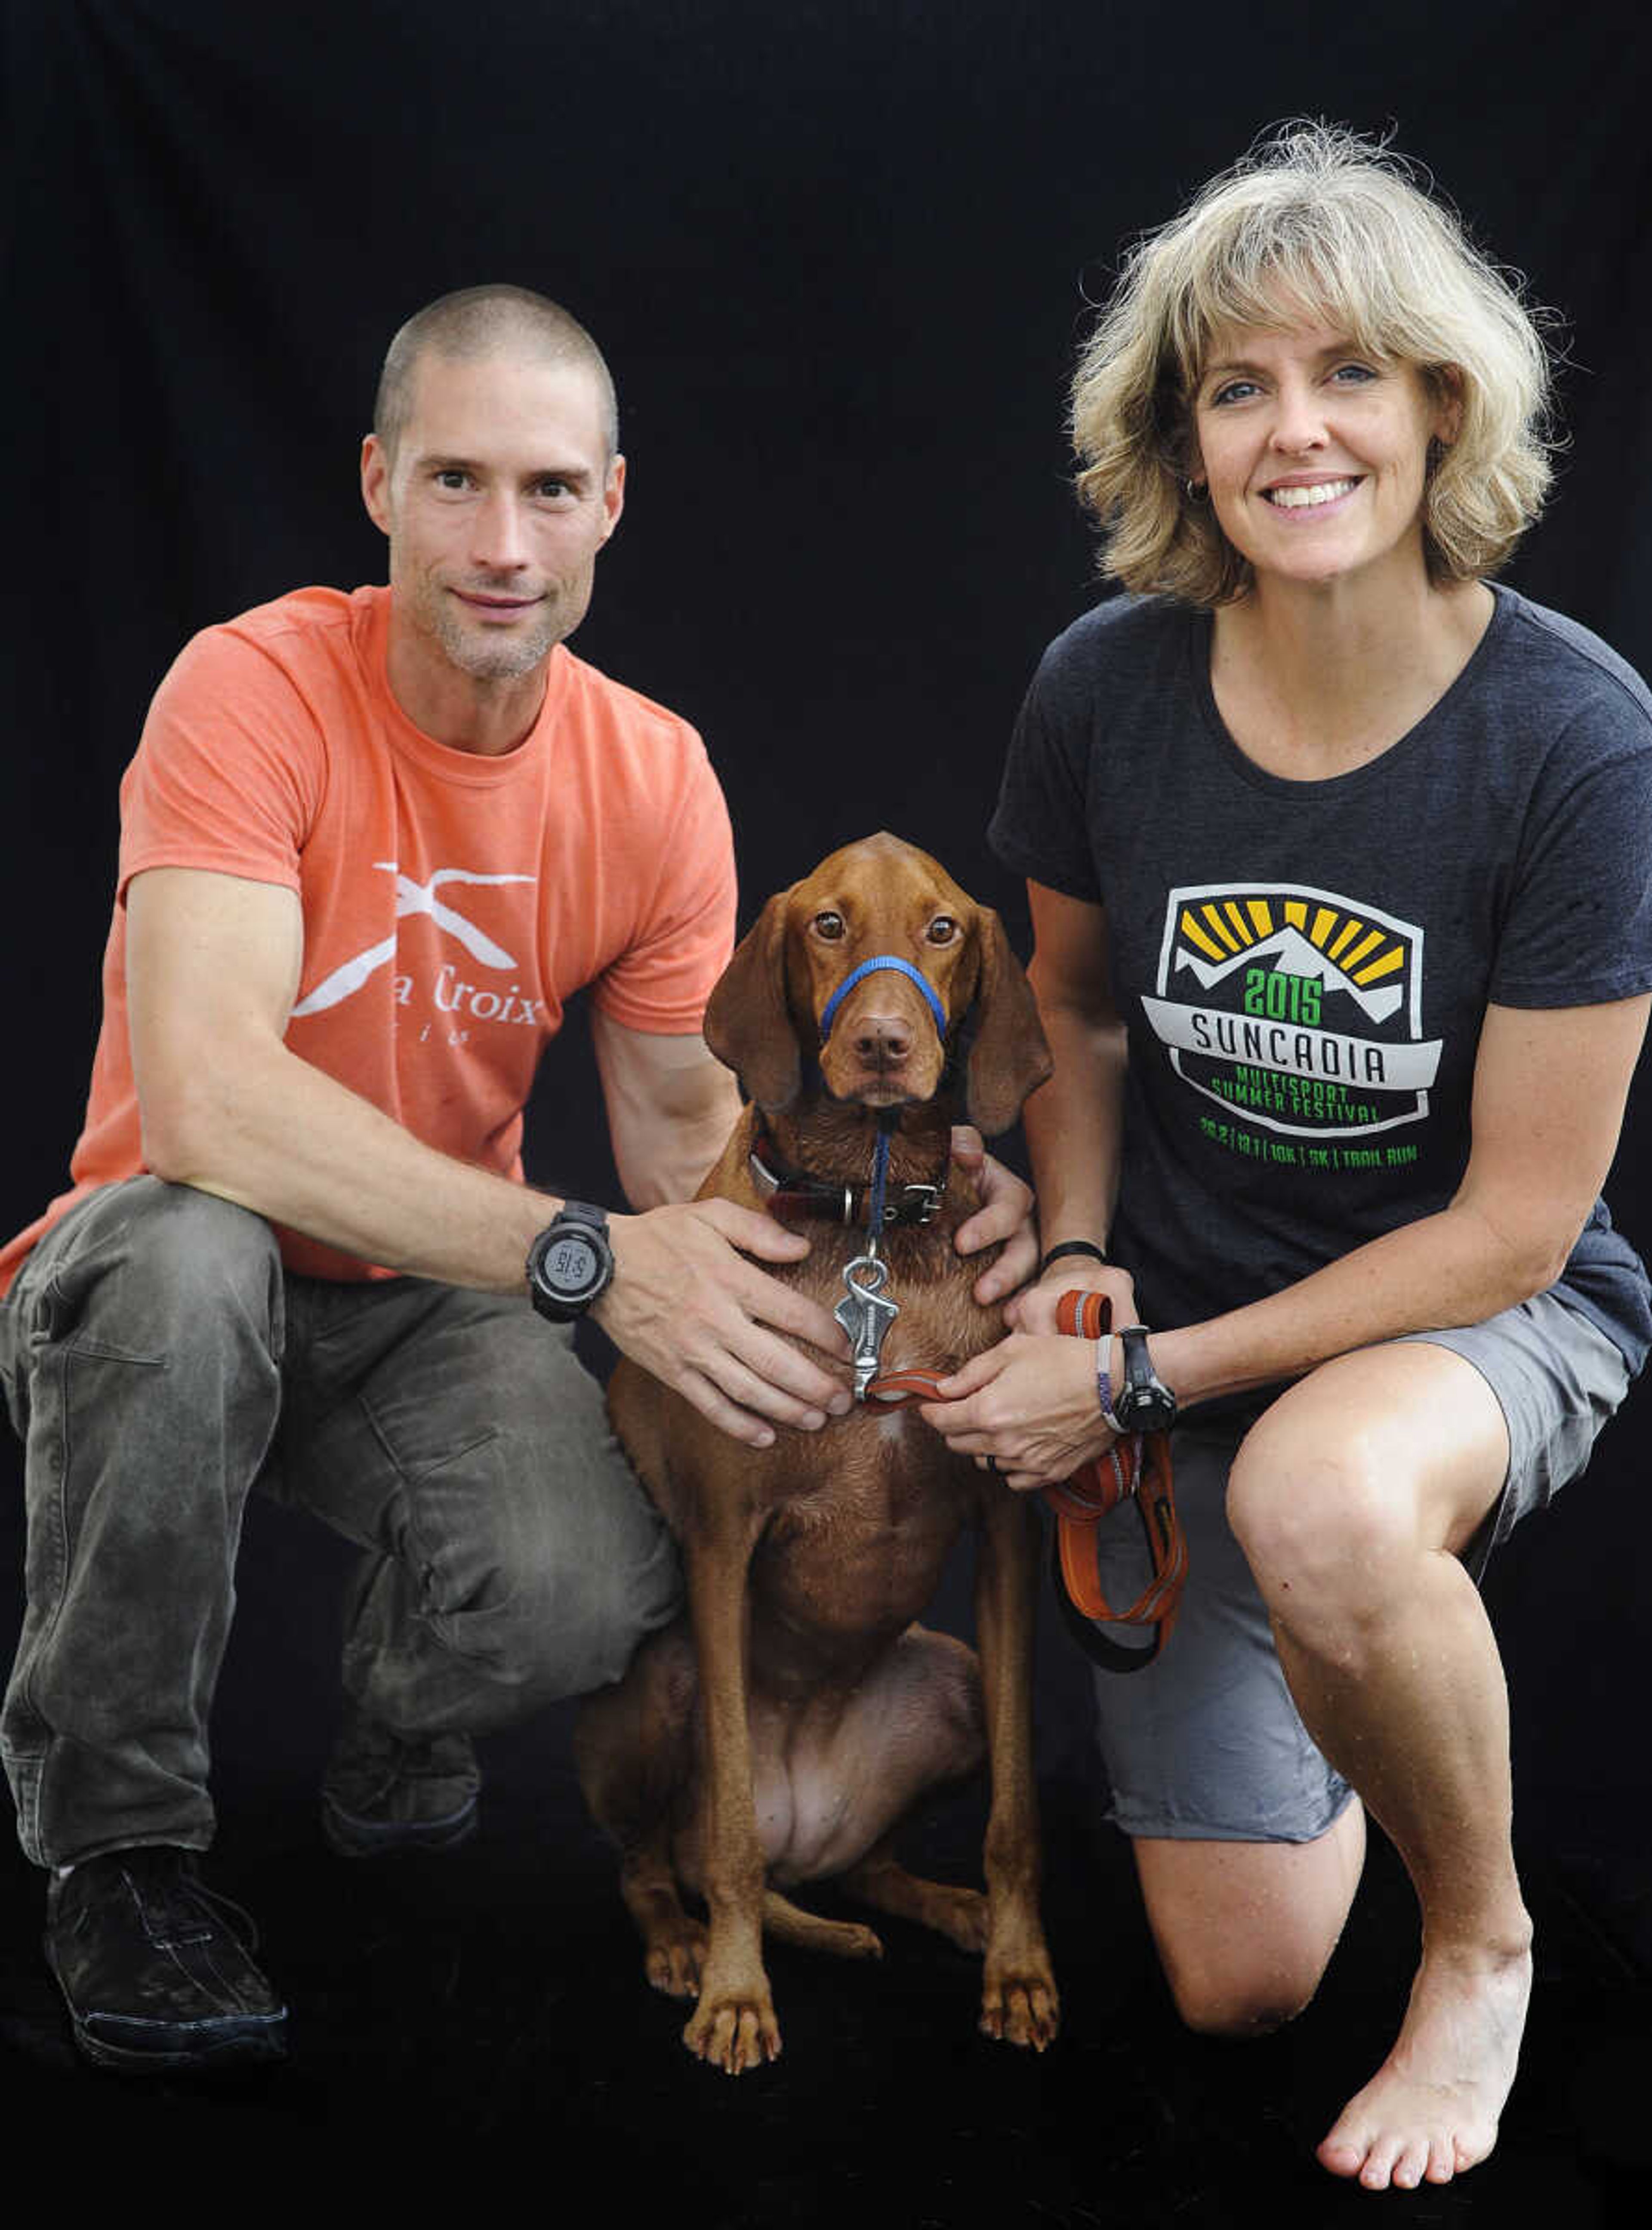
[1040,1238,1109,1275]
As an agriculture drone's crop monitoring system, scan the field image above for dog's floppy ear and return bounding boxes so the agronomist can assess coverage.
[964,908,1054,1135]
[703,888,804,1110]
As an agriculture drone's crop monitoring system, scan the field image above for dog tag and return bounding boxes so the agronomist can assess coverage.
[835,1253,900,1400]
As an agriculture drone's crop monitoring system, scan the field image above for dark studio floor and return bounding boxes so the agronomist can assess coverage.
[1,1479,1649,2226]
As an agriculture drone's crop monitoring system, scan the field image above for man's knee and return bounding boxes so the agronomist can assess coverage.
[436,1532,681,1704]
[35,1178,282,1357]
[404,1431,684,1711]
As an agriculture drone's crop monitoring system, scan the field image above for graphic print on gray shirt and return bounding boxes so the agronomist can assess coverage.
[989,586,1652,1371]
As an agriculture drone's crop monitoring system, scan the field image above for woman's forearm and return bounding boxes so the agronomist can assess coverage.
[1150,1195,1569,1410]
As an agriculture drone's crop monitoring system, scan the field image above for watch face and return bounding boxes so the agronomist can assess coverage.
[1128,1387,1177,1431]
[544,1233,601,1296]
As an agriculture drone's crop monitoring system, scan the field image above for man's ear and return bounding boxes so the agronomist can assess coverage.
[599,453,626,546]
[361,434,391,536]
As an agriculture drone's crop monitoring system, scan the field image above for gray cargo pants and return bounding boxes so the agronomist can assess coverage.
[0,1177,681,1868]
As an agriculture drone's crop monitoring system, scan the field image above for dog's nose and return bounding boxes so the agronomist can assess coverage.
[852,1014,912,1067]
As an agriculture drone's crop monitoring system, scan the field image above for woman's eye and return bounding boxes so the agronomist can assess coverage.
[813,912,845,941]
[1331,363,1377,385]
[1208,379,1257,407]
[926,916,959,945]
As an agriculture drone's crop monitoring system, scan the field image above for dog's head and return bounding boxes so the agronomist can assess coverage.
[703,832,1052,1134]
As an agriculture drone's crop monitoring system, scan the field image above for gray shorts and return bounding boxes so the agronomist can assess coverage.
[1082,1290,1632,1845]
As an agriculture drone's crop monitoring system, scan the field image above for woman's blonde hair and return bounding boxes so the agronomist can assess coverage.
[1071,123,1558,606]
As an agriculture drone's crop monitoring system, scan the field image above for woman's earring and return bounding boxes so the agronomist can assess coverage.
[1184,478,1208,503]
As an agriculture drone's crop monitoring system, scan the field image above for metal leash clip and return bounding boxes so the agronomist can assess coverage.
[835,1245,900,1400]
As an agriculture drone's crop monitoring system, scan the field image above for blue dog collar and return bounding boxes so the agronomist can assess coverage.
[818,955,947,1043]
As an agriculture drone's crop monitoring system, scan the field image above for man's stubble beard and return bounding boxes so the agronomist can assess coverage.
[432,596,564,684]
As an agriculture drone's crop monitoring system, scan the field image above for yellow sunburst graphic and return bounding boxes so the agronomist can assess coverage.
[1177,894,1407,989]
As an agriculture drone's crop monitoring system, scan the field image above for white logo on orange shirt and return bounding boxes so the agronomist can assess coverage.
[291,863,536,1017]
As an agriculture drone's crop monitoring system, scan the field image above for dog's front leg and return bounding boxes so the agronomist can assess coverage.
[974,1489,1060,2050]
[681,1496,779,2073]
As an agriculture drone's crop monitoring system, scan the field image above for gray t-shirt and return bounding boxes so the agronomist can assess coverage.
[989,585,1652,1373]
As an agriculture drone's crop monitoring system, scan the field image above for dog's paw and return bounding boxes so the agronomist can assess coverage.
[683,1980,782,2074]
[644,1916,709,1998]
[979,1955,1060,2052]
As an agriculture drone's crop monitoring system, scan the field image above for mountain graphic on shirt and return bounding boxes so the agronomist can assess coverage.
[1172,898,1408,1026]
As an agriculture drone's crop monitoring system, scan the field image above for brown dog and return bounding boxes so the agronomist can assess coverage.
[575,832,1056,2073]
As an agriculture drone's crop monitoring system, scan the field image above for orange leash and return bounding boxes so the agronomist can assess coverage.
[866,1289,1187,1672]
[1042,1292,1185,1672]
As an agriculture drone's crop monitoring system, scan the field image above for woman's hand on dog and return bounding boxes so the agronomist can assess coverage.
[917,1332,1119,1492]
[598,1201,852,1449]
[948,1126,1039,1304]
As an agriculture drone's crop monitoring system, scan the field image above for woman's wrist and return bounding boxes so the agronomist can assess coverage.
[1040,1236,1108,1277]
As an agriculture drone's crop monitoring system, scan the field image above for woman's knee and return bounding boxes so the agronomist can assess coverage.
[1137,1808,1364,2039]
[1160,1941,1323,2037]
[1226,1415,1418,1616]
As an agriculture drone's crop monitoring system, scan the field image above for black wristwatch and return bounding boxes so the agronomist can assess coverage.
[526,1202,615,1323]
[1113,1324,1177,1434]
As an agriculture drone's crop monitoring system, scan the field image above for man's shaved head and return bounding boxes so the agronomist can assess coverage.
[373,284,619,461]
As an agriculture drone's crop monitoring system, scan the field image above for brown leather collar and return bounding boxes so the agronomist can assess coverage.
[748,1117,947,1230]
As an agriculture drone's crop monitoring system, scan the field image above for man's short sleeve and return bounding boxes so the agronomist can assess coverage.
[119,624,326,900]
[589,732,737,1033]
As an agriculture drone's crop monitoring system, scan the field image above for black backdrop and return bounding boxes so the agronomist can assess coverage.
[4,0,1652,1953]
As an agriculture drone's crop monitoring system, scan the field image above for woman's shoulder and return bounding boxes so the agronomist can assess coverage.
[1486,586,1652,738]
[1031,590,1196,694]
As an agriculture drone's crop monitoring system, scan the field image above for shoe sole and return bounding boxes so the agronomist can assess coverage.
[320,1794,478,1860]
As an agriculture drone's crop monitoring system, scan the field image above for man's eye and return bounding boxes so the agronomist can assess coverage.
[435,470,469,490]
[1331,363,1377,385]
[535,478,570,500]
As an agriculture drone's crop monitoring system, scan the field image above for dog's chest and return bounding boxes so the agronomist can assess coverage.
[750,1413,970,1639]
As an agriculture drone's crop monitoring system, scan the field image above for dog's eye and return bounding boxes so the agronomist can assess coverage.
[926,916,959,945]
[813,911,845,941]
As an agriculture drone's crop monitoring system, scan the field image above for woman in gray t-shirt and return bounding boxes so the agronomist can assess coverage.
[922,123,1652,2196]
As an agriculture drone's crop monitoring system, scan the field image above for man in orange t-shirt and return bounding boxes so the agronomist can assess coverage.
[0,284,1033,2075]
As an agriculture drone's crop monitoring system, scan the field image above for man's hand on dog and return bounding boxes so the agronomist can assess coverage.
[598,1201,852,1449]
[948,1125,1039,1304]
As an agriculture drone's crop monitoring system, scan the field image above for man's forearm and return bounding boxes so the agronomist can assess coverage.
[144,1031,555,1290]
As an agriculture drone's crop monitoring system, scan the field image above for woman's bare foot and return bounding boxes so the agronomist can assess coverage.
[1316,1940,1533,2189]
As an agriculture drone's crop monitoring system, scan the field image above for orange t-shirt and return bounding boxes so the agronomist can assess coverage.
[0,585,736,1291]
